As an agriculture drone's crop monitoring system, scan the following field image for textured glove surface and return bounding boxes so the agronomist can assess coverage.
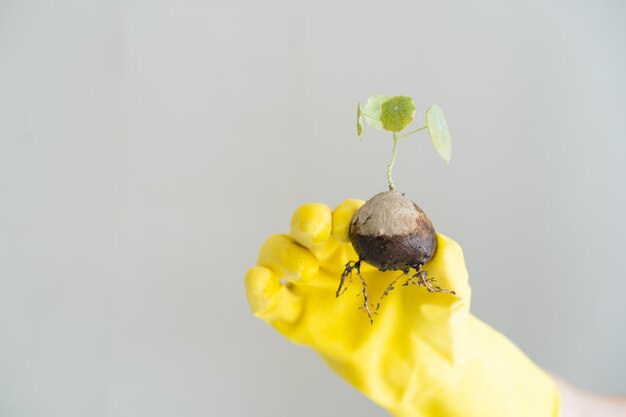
[245,200,560,417]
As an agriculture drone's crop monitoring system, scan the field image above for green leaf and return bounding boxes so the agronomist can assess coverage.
[425,105,452,163]
[357,103,363,139]
[361,95,390,130]
[380,96,416,132]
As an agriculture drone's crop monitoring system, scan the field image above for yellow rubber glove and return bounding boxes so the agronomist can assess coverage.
[245,200,560,417]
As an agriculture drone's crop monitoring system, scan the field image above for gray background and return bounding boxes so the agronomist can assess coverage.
[1,0,625,416]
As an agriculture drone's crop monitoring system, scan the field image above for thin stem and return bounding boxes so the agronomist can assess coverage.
[387,132,399,190]
[397,125,427,139]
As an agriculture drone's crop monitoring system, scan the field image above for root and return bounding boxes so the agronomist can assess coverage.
[338,263,455,324]
[407,266,456,295]
[337,260,376,324]
[356,267,376,324]
[336,260,360,297]
[377,270,409,310]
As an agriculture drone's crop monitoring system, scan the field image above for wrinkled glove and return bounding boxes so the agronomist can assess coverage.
[245,200,560,417]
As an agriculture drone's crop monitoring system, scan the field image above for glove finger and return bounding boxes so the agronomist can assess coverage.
[245,266,301,323]
[399,234,471,361]
[420,233,470,302]
[258,234,319,283]
[290,203,333,249]
[331,199,365,242]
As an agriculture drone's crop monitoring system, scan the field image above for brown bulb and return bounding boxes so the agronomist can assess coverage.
[349,190,437,271]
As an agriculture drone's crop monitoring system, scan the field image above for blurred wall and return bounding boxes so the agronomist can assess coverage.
[0,0,624,416]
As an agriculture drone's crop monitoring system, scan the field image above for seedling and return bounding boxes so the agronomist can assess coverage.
[339,95,455,323]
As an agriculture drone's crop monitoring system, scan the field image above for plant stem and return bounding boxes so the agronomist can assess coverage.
[397,125,427,139]
[387,132,399,190]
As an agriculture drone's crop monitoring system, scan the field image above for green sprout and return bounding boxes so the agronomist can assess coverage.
[357,95,452,190]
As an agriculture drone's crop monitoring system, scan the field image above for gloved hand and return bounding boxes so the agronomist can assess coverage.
[245,200,560,417]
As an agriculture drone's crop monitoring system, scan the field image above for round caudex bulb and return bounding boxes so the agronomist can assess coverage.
[349,190,437,271]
